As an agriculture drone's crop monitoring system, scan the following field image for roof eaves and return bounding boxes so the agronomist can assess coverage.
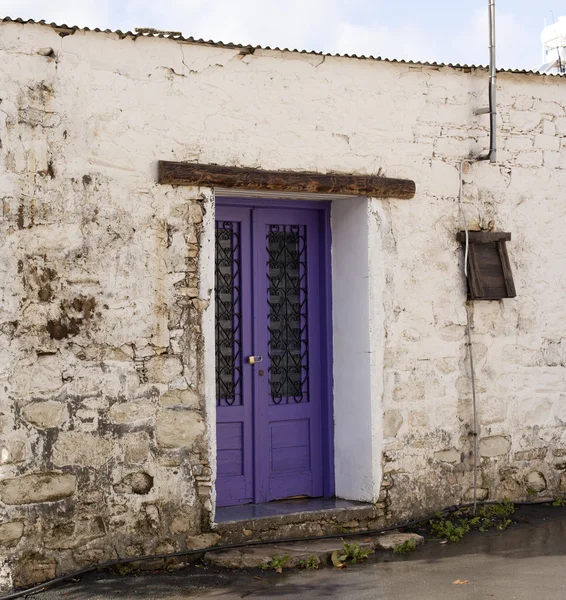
[2,16,565,78]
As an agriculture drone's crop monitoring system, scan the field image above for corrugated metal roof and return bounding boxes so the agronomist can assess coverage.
[2,15,564,78]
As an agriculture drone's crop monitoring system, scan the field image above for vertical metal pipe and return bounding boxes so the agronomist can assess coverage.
[466,304,479,514]
[489,0,497,163]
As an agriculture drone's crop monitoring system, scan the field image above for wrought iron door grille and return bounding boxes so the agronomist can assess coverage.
[215,220,242,406]
[266,224,309,404]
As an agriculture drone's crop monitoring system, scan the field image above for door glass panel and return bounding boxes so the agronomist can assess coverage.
[266,224,309,404]
[215,220,242,406]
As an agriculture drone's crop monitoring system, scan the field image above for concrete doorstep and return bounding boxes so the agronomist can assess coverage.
[204,531,424,569]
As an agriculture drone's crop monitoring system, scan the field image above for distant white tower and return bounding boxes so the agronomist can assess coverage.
[540,16,566,73]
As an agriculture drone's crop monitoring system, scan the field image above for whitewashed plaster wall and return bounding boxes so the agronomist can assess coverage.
[331,198,376,503]
[1,19,566,588]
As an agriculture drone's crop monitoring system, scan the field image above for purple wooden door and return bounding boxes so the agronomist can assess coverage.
[215,202,330,506]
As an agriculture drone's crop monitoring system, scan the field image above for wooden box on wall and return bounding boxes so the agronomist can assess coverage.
[456,231,516,300]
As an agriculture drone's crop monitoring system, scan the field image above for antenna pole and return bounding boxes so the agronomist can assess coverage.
[488,0,496,163]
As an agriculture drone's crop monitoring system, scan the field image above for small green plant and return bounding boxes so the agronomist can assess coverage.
[551,497,566,507]
[429,502,515,541]
[331,540,373,567]
[429,517,470,542]
[260,555,290,573]
[495,518,513,530]
[477,502,514,530]
[298,554,319,570]
[481,501,515,518]
[393,539,417,554]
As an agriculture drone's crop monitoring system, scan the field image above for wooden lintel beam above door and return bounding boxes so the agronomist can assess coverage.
[158,161,416,199]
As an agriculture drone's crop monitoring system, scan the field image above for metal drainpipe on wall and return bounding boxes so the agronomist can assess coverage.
[459,0,498,513]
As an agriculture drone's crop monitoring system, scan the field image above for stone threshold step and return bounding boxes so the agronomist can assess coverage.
[204,531,424,569]
[215,503,378,530]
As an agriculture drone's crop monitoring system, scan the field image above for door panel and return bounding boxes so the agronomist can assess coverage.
[215,208,253,506]
[253,209,324,502]
[215,203,327,507]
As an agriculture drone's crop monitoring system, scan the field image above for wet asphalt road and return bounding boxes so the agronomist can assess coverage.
[19,505,566,600]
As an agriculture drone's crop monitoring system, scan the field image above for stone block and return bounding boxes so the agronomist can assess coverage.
[170,509,199,534]
[383,410,403,438]
[22,400,66,429]
[0,440,27,464]
[518,397,555,428]
[186,533,221,550]
[192,299,209,310]
[525,470,547,492]
[513,95,534,110]
[53,432,113,467]
[501,345,541,367]
[504,136,533,152]
[206,532,423,569]
[166,232,190,272]
[372,531,424,550]
[123,432,150,463]
[208,536,366,569]
[189,203,203,224]
[555,116,566,135]
[0,521,24,547]
[514,448,547,461]
[109,401,156,424]
[392,381,425,403]
[542,119,556,135]
[435,137,472,158]
[544,151,562,168]
[508,111,541,131]
[174,287,199,298]
[13,555,57,588]
[479,436,511,457]
[0,412,12,435]
[560,472,566,491]
[433,449,461,463]
[45,518,107,550]
[534,135,560,151]
[542,341,564,367]
[168,378,189,391]
[135,345,155,359]
[10,355,63,397]
[146,356,184,383]
[139,504,160,532]
[464,487,489,502]
[160,389,200,408]
[515,150,543,167]
[456,376,486,396]
[205,547,275,569]
[408,411,429,428]
[0,472,76,504]
[156,410,205,449]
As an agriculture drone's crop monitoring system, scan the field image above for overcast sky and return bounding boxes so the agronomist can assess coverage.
[2,0,564,69]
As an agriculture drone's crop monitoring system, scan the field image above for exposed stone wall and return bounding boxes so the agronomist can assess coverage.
[0,24,216,590]
[1,19,566,590]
